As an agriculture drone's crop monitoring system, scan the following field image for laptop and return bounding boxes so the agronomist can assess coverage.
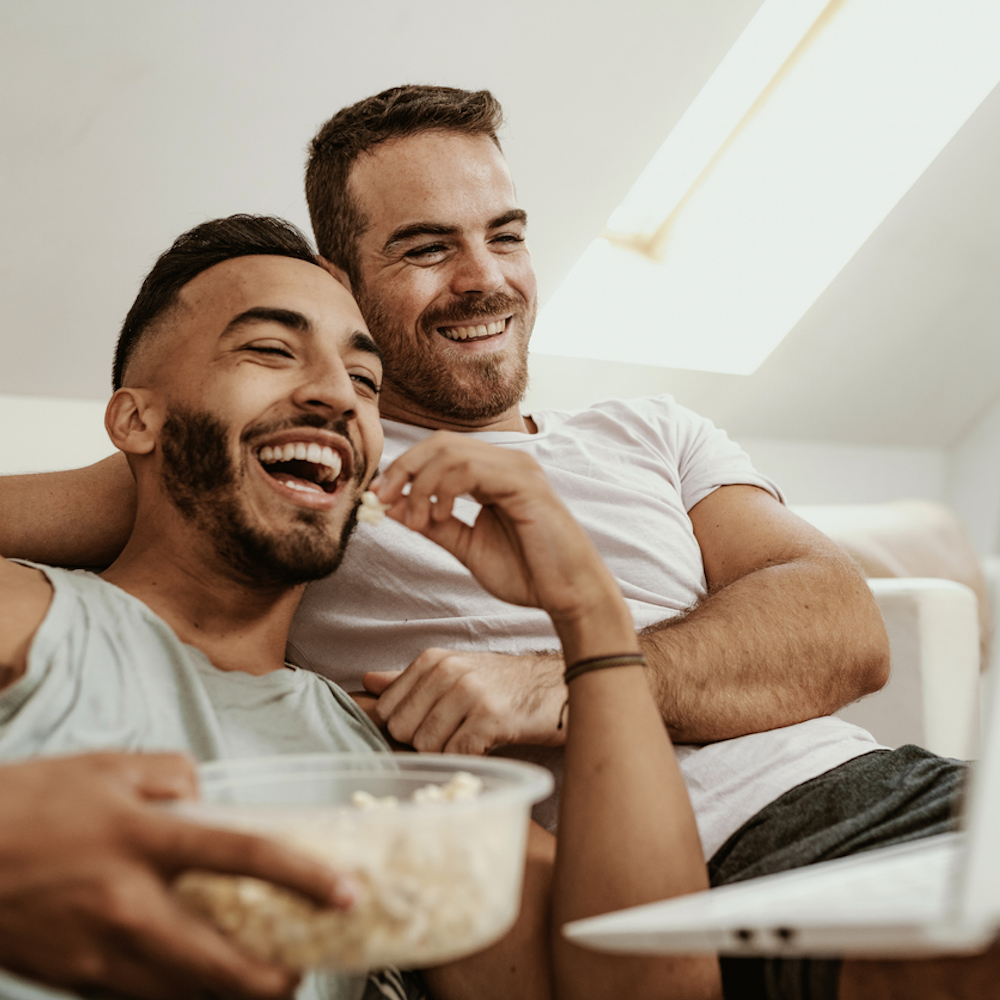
[563,668,1000,959]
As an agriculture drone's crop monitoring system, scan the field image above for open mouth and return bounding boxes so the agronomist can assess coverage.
[256,441,345,496]
[437,317,509,342]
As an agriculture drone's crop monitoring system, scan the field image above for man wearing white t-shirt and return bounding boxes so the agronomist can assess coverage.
[293,87,967,1000]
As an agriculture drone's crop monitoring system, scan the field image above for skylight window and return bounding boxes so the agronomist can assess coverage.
[532,0,1000,375]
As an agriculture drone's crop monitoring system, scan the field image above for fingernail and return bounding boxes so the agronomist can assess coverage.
[332,875,363,910]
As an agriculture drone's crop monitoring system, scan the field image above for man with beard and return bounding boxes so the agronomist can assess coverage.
[293,87,970,1000]
[0,213,725,1000]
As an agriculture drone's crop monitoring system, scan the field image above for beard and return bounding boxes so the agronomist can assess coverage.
[357,287,535,423]
[160,406,363,587]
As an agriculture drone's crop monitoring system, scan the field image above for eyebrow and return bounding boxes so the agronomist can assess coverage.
[349,330,383,363]
[382,208,528,254]
[222,307,311,335]
[222,307,382,363]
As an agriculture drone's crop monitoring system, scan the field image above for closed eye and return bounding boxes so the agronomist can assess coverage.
[246,345,293,358]
[404,243,448,260]
[351,373,381,394]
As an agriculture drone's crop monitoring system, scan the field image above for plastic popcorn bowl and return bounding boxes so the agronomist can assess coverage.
[171,752,554,972]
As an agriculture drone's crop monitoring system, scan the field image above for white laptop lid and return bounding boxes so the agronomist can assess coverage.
[953,663,1000,929]
[564,664,1000,955]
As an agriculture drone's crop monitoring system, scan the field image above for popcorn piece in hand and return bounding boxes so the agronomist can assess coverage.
[357,490,390,526]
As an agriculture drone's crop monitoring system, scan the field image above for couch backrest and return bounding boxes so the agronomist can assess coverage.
[793,499,993,671]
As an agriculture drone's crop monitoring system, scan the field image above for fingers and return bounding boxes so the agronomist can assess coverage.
[370,651,510,754]
[374,432,538,533]
[372,650,469,750]
[379,454,469,534]
[140,814,355,910]
[114,876,300,1000]
[96,751,200,802]
[362,670,402,695]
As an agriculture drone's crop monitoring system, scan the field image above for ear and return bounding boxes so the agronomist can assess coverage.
[105,388,160,456]
[316,256,353,293]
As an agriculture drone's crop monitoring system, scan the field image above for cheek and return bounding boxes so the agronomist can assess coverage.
[360,410,384,470]
[379,273,441,322]
[509,258,538,300]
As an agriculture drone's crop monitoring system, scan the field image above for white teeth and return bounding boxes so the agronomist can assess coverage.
[321,447,342,478]
[258,441,346,486]
[440,318,507,341]
[282,479,322,494]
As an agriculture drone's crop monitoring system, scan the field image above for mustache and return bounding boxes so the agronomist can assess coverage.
[241,413,367,482]
[420,291,524,331]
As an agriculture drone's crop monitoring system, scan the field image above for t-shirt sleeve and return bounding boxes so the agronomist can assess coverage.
[640,394,784,512]
[0,562,78,730]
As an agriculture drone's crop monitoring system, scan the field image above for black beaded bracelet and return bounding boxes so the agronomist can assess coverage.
[557,652,647,729]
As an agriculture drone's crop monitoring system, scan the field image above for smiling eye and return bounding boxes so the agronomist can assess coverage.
[405,244,448,261]
[247,345,293,358]
[351,373,381,394]
[492,232,525,249]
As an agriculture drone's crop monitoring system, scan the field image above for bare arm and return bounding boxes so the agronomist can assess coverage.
[0,452,135,567]
[366,484,888,751]
[374,433,720,1000]
[645,484,889,743]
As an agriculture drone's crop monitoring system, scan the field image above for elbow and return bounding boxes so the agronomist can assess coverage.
[850,588,891,698]
[859,625,891,696]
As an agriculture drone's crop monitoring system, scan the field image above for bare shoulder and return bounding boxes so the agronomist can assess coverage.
[0,557,54,687]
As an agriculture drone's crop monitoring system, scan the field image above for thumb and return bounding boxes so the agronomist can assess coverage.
[363,670,403,695]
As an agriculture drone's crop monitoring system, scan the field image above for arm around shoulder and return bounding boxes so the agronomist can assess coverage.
[0,452,136,567]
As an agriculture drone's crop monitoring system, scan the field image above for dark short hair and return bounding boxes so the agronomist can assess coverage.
[112,214,319,389]
[305,85,504,285]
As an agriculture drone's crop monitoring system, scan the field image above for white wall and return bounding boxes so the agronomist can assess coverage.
[947,396,1000,555]
[0,394,112,474]
[736,437,947,506]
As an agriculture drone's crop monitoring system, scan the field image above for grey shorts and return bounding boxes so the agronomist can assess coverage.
[708,745,967,1000]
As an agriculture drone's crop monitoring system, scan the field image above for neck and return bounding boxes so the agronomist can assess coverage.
[377,387,537,435]
[102,509,302,676]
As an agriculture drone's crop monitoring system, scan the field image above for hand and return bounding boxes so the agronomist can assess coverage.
[0,752,354,1000]
[372,432,621,627]
[363,649,568,754]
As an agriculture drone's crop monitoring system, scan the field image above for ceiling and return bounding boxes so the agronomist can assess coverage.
[2,0,997,448]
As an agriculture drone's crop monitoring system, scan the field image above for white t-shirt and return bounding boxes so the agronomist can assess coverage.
[290,396,882,858]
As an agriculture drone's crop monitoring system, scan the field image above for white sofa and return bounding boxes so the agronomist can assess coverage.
[794,502,988,761]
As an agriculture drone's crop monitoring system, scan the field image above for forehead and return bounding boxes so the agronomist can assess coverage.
[348,132,517,236]
[177,255,366,338]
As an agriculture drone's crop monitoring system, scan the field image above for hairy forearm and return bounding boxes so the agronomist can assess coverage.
[642,550,889,744]
[0,453,135,567]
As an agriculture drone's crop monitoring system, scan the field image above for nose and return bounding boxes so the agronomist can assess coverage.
[450,244,504,297]
[291,356,356,420]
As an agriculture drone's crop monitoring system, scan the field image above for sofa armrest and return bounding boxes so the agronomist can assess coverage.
[835,578,980,760]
